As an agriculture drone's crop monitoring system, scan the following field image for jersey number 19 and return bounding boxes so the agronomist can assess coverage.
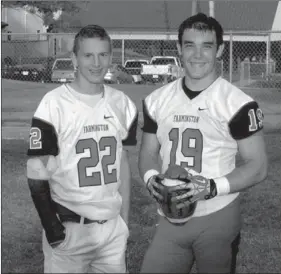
[169,128,203,173]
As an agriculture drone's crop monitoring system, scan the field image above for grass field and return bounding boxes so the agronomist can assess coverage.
[1,79,281,273]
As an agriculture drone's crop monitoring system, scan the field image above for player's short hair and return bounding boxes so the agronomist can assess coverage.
[73,24,112,55]
[178,13,223,48]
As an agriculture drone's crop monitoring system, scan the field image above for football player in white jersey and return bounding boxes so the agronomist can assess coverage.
[139,13,268,273]
[26,25,138,273]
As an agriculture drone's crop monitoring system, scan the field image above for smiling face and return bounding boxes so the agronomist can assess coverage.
[177,28,223,82]
[72,37,112,84]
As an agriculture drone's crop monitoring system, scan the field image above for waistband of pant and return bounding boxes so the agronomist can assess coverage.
[53,202,107,225]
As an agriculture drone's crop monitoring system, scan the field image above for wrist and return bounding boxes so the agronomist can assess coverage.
[143,169,159,185]
[213,177,230,196]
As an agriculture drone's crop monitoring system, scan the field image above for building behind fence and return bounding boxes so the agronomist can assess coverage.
[1,31,281,89]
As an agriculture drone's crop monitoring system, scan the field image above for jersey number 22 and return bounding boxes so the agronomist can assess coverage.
[76,137,117,187]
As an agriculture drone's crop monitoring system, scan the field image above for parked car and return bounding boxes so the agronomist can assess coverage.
[38,57,56,82]
[10,63,48,82]
[104,64,134,84]
[124,59,149,83]
[1,64,15,79]
[9,65,23,80]
[51,58,75,83]
[1,57,17,79]
[2,56,55,82]
[141,56,183,84]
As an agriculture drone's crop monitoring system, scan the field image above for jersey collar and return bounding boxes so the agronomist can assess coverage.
[181,77,204,100]
[181,76,222,101]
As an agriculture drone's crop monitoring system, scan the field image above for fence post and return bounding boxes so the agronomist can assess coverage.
[240,61,244,86]
[266,32,271,77]
[53,36,57,57]
[47,33,51,57]
[121,39,125,66]
[229,32,233,83]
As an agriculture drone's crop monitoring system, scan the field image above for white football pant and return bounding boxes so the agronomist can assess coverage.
[42,215,129,273]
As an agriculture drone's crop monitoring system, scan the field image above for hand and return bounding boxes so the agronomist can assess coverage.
[45,221,66,248]
[169,175,211,209]
[146,174,165,203]
[49,234,66,248]
[157,178,197,220]
[164,165,217,209]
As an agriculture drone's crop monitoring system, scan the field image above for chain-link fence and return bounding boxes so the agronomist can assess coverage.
[1,31,281,89]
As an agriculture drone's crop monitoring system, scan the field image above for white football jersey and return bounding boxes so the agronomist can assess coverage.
[143,77,263,219]
[27,84,138,220]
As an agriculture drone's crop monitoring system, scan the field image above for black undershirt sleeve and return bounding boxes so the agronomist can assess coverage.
[27,117,59,156]
[229,101,264,140]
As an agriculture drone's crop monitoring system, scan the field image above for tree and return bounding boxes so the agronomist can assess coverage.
[1,1,84,29]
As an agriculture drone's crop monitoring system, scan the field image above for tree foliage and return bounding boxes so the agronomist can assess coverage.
[1,1,85,29]
[2,1,79,14]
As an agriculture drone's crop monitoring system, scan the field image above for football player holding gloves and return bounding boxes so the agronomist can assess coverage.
[139,13,267,274]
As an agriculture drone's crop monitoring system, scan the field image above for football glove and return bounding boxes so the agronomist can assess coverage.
[164,165,218,209]
[160,177,198,221]
[146,167,196,221]
[146,173,166,203]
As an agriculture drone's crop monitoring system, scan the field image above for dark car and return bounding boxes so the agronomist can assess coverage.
[38,57,56,82]
[4,57,55,82]
[1,57,17,79]
[9,65,23,80]
[11,64,46,82]
[1,64,14,79]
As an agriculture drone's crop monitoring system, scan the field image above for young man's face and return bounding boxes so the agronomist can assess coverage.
[72,37,112,84]
[177,28,223,80]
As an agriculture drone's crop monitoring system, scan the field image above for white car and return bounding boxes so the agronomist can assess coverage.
[141,56,183,83]
[124,59,149,83]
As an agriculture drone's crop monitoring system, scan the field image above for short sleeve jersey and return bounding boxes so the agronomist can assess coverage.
[27,84,138,220]
[143,77,263,217]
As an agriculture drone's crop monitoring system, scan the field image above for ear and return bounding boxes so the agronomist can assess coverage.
[177,42,182,57]
[107,40,113,65]
[216,43,224,58]
[109,51,113,65]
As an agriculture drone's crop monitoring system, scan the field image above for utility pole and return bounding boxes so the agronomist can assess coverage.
[192,0,198,15]
[209,1,215,17]
[163,0,170,38]
[160,0,170,56]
